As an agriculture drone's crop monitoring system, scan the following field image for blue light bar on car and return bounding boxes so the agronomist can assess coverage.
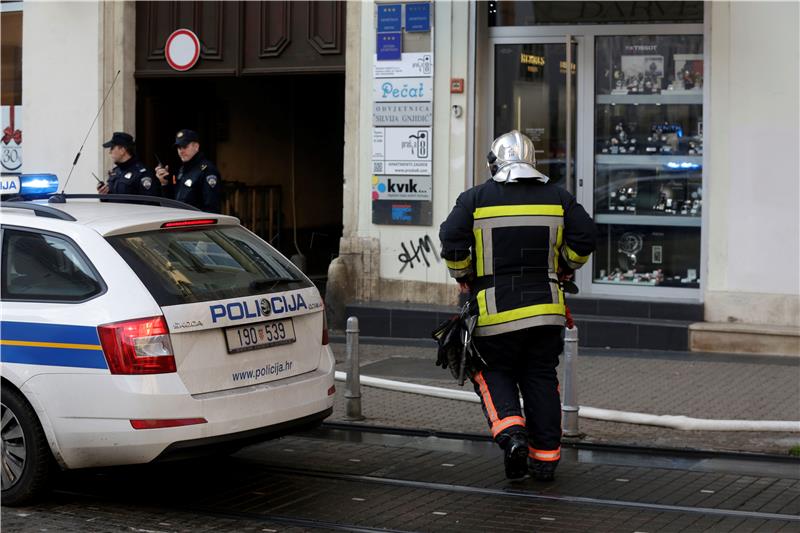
[19,174,59,199]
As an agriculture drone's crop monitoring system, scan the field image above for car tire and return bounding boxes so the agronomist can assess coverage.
[1,386,53,506]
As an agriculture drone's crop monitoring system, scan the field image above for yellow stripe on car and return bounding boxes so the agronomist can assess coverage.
[0,339,103,351]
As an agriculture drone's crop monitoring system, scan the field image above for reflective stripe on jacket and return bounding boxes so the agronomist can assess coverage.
[439,179,596,337]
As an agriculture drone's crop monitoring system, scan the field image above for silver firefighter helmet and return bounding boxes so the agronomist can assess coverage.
[487,130,549,183]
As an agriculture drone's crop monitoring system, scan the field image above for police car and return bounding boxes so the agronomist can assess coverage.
[0,174,335,505]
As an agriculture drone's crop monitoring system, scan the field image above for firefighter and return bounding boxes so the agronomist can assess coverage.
[439,130,596,481]
[98,132,161,197]
[155,129,222,213]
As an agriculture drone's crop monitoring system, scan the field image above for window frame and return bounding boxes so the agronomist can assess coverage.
[1,225,108,304]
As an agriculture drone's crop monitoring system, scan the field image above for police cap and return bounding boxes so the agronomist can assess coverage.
[102,131,135,149]
[174,129,200,147]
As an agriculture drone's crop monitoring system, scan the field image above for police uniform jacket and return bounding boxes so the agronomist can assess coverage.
[170,152,222,213]
[439,178,597,337]
[107,156,161,197]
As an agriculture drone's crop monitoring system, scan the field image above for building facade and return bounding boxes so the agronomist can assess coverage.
[5,1,798,354]
[331,0,799,354]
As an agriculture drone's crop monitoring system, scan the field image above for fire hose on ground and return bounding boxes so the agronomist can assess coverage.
[338,317,800,433]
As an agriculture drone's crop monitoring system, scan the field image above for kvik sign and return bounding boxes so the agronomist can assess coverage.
[165,29,200,72]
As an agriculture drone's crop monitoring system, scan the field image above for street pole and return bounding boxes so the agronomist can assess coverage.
[344,316,364,421]
[561,325,581,437]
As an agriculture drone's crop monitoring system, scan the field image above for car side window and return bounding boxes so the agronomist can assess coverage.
[1,228,104,302]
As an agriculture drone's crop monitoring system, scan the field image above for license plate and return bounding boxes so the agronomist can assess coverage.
[224,319,296,354]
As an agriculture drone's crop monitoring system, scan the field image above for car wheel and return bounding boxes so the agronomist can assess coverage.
[1,386,53,506]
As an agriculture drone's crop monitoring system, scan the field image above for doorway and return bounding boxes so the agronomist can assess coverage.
[491,39,578,189]
[135,74,345,291]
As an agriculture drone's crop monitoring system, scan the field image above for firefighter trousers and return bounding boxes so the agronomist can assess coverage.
[472,325,563,463]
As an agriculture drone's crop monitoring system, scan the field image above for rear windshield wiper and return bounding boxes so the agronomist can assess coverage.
[249,277,300,291]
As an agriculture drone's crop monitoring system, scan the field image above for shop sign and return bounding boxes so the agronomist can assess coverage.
[373,78,432,102]
[373,102,432,127]
[372,199,433,226]
[405,3,431,32]
[377,4,402,32]
[373,53,433,78]
[372,175,432,201]
[376,32,402,61]
[1,105,23,172]
[372,127,431,175]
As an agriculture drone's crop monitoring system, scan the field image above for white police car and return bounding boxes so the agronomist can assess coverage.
[0,175,335,505]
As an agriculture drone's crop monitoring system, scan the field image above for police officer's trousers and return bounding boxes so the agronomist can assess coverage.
[472,325,563,464]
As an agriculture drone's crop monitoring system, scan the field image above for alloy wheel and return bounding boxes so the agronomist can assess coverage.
[1,402,27,490]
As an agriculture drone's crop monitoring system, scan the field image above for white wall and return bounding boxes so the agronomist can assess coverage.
[354,1,471,285]
[22,1,101,193]
[706,1,800,326]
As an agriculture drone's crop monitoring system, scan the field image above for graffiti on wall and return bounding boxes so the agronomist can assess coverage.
[397,235,440,273]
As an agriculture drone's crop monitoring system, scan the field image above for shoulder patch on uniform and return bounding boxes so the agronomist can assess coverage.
[206,175,218,188]
[141,177,152,190]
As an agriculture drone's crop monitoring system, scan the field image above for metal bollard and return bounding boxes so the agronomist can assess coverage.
[561,325,582,438]
[344,316,365,421]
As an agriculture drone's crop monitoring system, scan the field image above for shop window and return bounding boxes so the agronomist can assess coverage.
[593,34,703,288]
[489,1,703,27]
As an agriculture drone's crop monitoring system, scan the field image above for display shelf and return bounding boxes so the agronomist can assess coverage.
[595,154,703,166]
[595,214,701,227]
[596,93,703,105]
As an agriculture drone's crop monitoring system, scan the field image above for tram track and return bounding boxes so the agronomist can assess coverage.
[51,488,415,533]
[232,463,800,523]
[26,425,800,532]
[319,420,800,465]
[49,456,800,532]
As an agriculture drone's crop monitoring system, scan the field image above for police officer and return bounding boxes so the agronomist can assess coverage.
[98,132,161,197]
[439,130,596,481]
[155,129,222,213]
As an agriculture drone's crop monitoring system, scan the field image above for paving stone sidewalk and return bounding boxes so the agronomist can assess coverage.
[329,341,800,456]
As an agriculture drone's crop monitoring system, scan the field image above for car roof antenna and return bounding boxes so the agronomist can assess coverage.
[59,69,121,196]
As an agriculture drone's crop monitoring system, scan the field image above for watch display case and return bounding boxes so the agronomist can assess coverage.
[593,34,703,288]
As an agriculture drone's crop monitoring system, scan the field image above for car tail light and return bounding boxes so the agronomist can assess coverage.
[98,316,176,374]
[161,218,217,228]
[321,306,330,346]
[130,418,207,430]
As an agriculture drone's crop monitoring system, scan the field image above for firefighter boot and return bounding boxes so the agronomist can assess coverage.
[529,459,559,482]
[504,433,529,480]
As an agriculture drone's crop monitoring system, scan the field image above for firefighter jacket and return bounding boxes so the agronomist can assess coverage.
[439,178,596,337]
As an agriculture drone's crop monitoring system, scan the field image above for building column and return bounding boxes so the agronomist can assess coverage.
[99,1,136,160]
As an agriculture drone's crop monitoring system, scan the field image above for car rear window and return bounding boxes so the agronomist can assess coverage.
[107,225,312,306]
